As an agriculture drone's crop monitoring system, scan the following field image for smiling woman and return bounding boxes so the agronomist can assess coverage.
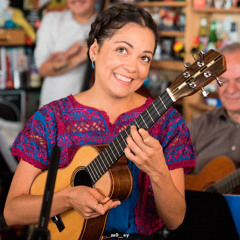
[4,3,196,240]
[84,23,155,109]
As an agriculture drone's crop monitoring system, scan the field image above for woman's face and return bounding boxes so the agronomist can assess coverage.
[67,0,96,17]
[90,23,155,99]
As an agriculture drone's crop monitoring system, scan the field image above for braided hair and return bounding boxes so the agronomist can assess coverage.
[87,3,159,55]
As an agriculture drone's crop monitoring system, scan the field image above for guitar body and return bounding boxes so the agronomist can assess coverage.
[30,145,133,240]
[185,156,236,191]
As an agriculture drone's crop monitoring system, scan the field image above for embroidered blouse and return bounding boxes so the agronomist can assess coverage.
[12,95,195,235]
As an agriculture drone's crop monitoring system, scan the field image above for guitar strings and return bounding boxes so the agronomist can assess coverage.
[213,170,240,194]
[74,84,186,185]
[85,91,174,184]
[91,92,173,183]
[77,86,183,184]
[81,83,184,184]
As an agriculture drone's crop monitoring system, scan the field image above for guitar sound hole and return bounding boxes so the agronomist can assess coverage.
[74,170,93,187]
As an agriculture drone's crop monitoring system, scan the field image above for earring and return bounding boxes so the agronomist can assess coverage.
[91,57,95,70]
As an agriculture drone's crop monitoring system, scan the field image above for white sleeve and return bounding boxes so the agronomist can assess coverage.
[34,12,58,69]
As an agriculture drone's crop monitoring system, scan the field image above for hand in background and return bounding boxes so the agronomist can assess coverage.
[39,41,88,77]
[50,41,87,62]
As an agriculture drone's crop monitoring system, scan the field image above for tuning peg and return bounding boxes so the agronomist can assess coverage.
[204,71,212,78]
[216,77,223,87]
[183,71,191,79]
[201,87,209,98]
[197,60,205,67]
[199,50,205,59]
[184,62,191,68]
[189,82,197,89]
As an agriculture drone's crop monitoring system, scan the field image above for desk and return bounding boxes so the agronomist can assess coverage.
[224,195,240,238]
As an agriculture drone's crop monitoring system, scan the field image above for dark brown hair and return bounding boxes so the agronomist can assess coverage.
[87,3,159,55]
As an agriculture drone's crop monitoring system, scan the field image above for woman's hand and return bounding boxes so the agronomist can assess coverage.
[67,186,121,219]
[125,126,186,230]
[124,126,168,177]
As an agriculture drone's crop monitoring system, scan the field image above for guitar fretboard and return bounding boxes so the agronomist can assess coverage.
[206,168,240,194]
[85,90,174,184]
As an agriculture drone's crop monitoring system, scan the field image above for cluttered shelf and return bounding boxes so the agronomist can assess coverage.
[186,101,215,121]
[189,102,214,112]
[193,7,240,13]
[137,1,186,8]
[159,30,185,37]
[151,60,185,71]
[182,0,240,123]
[0,86,40,92]
[0,29,26,46]
[134,1,188,71]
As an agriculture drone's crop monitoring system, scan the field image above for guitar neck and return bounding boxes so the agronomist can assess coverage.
[85,90,174,184]
[206,168,240,194]
[80,49,227,186]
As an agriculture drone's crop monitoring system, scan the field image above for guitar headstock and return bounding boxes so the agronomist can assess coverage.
[168,49,226,101]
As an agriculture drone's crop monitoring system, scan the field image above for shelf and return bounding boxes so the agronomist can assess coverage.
[193,7,240,13]
[0,29,25,46]
[159,30,185,37]
[151,60,185,71]
[188,102,214,112]
[136,1,186,8]
[0,87,41,92]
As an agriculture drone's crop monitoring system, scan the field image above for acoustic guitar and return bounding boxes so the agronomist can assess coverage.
[30,49,226,240]
[185,156,240,194]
